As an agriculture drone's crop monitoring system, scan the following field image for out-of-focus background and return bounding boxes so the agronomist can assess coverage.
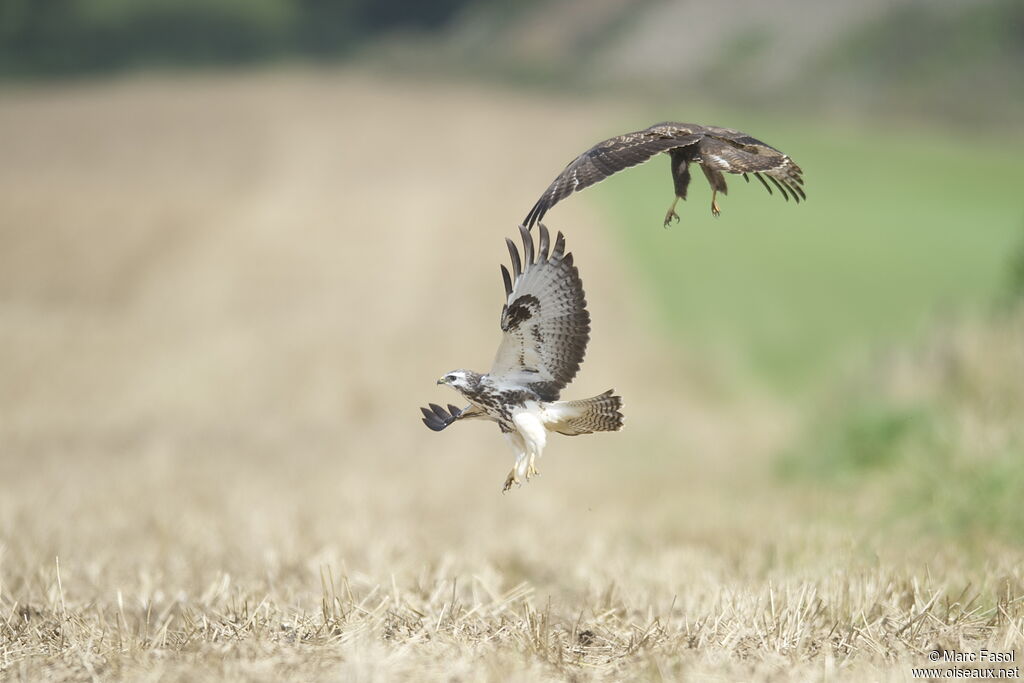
[2,1,1023,680]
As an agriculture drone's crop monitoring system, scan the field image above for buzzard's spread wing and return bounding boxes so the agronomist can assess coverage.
[697,132,805,202]
[490,224,589,401]
[420,403,484,431]
[524,122,805,223]
[524,123,702,227]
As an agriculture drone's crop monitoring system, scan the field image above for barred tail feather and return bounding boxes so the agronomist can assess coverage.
[546,390,623,436]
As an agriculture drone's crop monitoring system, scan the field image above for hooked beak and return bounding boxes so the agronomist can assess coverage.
[437,377,447,385]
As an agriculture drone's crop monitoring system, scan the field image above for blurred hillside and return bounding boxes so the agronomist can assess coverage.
[0,0,472,74]
[446,0,1024,123]
[3,0,1023,126]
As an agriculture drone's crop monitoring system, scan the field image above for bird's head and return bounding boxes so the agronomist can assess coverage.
[437,370,475,392]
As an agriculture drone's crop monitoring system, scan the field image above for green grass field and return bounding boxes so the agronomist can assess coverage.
[597,118,1024,390]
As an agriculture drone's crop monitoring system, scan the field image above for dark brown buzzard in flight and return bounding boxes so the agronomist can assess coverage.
[524,122,805,228]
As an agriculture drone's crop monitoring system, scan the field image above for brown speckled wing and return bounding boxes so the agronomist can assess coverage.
[698,132,806,202]
[490,224,589,401]
[524,123,702,227]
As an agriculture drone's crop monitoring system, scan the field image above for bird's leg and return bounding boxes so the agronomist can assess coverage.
[663,196,681,228]
[710,190,721,217]
[503,451,527,493]
[525,452,540,480]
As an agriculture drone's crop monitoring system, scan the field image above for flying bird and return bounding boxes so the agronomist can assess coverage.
[421,224,623,492]
[524,122,805,228]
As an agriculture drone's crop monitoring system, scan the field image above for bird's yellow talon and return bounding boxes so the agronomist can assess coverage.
[525,461,540,480]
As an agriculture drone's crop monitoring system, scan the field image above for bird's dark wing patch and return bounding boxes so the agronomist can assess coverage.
[526,380,562,402]
[524,123,703,227]
[491,224,590,399]
[420,403,484,431]
[501,294,540,331]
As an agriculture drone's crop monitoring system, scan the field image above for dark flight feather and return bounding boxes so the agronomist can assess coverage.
[506,237,521,277]
[420,403,462,431]
[420,403,483,431]
[501,265,513,297]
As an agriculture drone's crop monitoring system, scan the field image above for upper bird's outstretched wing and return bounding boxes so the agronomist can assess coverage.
[696,130,805,202]
[524,123,702,227]
[490,224,589,401]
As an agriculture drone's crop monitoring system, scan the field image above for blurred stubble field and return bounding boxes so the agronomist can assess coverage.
[2,70,1023,681]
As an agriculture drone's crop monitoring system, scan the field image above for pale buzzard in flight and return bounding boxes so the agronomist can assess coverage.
[421,225,623,492]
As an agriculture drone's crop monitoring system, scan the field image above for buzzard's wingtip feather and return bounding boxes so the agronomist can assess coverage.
[501,265,513,297]
[421,407,446,431]
[553,232,566,260]
[537,224,550,262]
[520,224,534,265]
[782,179,800,202]
[525,201,548,229]
[768,176,789,201]
[506,238,522,277]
